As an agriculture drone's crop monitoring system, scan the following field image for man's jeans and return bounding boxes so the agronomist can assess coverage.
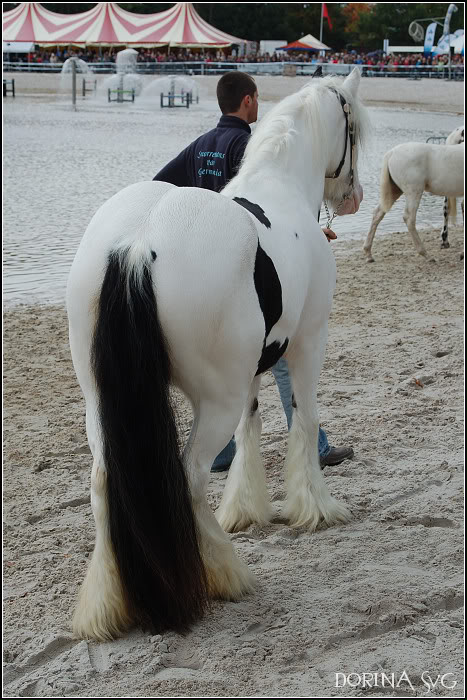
[212,357,330,469]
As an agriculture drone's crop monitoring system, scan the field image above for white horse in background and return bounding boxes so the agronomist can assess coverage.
[67,69,369,641]
[441,125,464,248]
[363,139,464,262]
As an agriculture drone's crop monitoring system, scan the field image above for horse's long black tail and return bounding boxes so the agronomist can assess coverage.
[91,248,209,633]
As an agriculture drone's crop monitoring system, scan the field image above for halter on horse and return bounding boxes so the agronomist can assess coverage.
[324,90,358,228]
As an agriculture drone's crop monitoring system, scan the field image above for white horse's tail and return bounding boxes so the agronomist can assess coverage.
[380,151,403,213]
[91,246,209,632]
[448,197,457,224]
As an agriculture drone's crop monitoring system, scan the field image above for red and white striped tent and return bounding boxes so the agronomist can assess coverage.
[2,2,246,47]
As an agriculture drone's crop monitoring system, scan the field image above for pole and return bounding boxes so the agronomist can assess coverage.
[118,72,124,103]
[320,3,324,44]
[71,57,77,111]
[443,4,458,79]
[448,34,452,79]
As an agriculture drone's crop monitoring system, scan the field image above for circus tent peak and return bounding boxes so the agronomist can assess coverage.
[278,33,331,51]
[2,3,247,47]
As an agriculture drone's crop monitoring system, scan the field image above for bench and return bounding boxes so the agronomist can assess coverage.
[108,88,135,103]
[82,79,97,97]
[160,92,192,108]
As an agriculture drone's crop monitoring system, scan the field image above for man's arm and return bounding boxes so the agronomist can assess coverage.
[152,146,193,187]
[228,133,250,179]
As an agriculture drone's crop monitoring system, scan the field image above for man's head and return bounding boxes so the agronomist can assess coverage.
[216,71,258,124]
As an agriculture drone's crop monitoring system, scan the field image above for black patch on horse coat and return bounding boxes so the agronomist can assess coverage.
[233,197,271,228]
[250,398,259,414]
[256,338,289,376]
[292,394,297,409]
[151,250,157,261]
[253,242,282,337]
[252,240,286,375]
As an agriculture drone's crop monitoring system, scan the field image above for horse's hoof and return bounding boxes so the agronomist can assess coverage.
[366,256,375,263]
[440,242,450,249]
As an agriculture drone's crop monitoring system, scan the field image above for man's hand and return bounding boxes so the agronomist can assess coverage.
[322,227,337,242]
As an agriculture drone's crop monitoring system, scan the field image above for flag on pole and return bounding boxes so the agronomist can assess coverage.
[323,3,333,30]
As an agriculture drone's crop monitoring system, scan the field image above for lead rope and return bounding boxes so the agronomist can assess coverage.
[324,196,350,229]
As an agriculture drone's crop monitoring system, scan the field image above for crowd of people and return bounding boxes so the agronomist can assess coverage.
[5,46,465,72]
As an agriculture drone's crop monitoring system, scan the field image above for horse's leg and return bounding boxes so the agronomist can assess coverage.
[216,376,273,533]
[403,191,431,259]
[283,336,351,531]
[363,204,386,262]
[185,398,256,600]
[73,397,131,640]
[441,197,450,249]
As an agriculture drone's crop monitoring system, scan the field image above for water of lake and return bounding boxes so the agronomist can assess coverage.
[3,95,462,305]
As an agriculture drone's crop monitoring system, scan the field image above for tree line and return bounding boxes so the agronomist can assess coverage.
[3,3,464,51]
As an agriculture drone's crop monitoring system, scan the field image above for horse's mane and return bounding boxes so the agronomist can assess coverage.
[239,75,370,177]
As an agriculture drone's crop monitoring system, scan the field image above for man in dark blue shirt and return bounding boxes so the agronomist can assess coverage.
[153,72,354,472]
[153,71,258,191]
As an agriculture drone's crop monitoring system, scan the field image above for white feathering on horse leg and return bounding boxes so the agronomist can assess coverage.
[72,463,131,641]
[195,498,256,599]
[185,401,256,600]
[283,412,351,531]
[216,381,273,533]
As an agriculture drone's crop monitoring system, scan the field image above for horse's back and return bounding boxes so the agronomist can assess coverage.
[68,181,259,303]
[67,181,265,392]
[386,143,464,197]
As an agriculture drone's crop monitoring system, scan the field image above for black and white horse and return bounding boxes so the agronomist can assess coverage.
[67,70,369,640]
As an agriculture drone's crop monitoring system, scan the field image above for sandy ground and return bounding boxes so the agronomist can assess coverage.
[3,229,464,698]
[3,73,465,698]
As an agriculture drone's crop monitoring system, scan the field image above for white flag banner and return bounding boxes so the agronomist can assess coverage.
[443,3,458,37]
[424,23,437,53]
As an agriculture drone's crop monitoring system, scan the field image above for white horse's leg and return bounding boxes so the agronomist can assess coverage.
[441,197,450,249]
[185,400,256,600]
[216,377,273,533]
[73,400,131,641]
[363,203,386,262]
[283,338,351,531]
[403,191,429,258]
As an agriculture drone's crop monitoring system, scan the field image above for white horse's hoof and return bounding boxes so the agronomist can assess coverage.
[284,497,351,532]
[73,573,131,641]
[216,502,273,533]
[204,552,256,600]
[320,499,352,527]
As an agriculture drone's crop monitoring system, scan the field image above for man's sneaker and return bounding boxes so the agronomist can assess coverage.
[320,445,354,468]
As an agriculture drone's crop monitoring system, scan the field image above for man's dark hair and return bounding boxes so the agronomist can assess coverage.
[216,71,257,114]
